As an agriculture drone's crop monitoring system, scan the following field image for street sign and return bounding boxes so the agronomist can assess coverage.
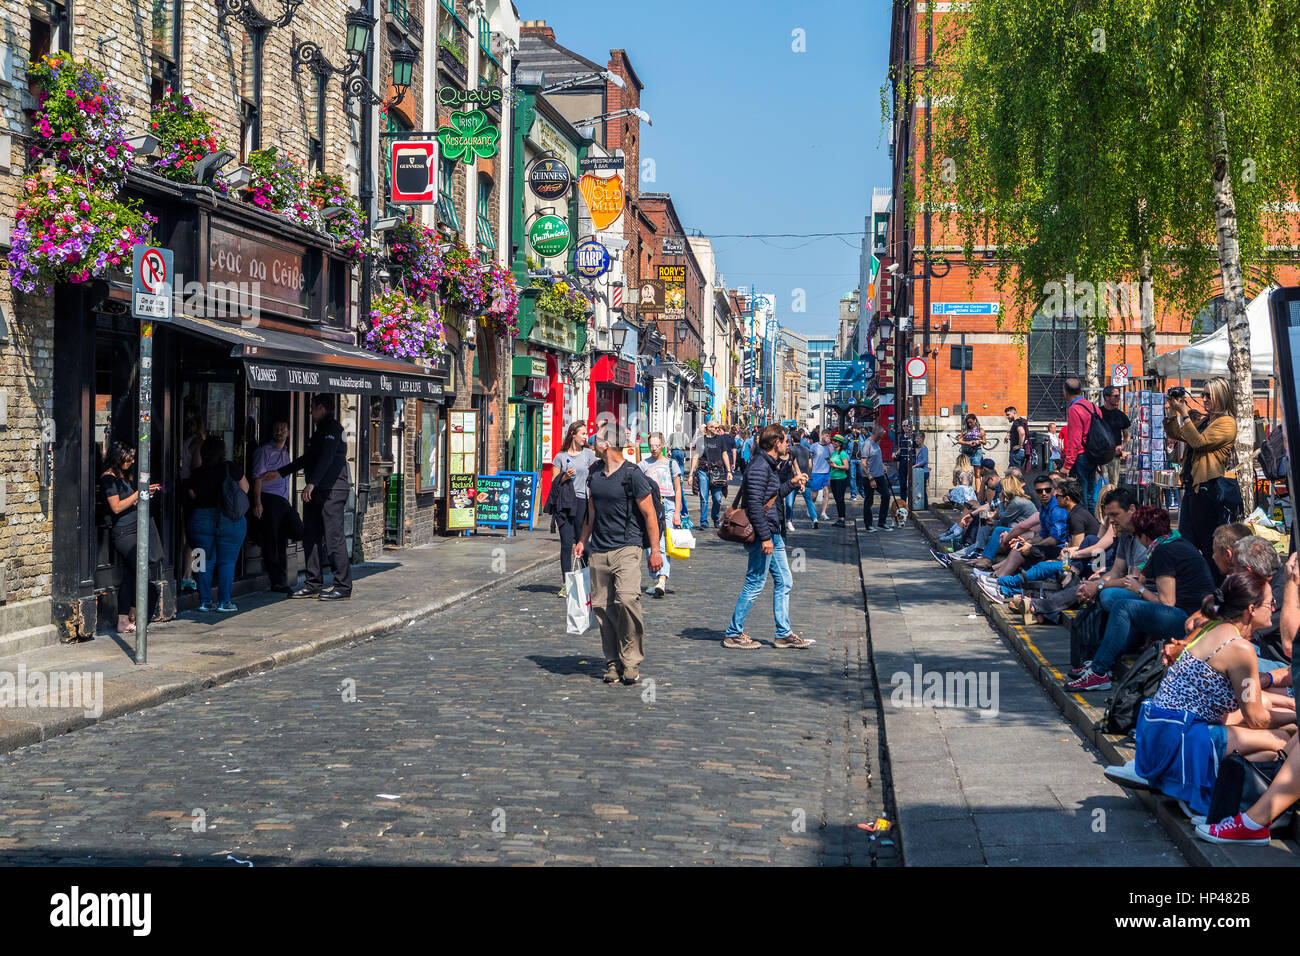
[528,215,571,258]
[931,302,1000,315]
[132,244,173,321]
[1111,363,1131,387]
[389,140,437,204]
[573,237,611,278]
[577,173,625,231]
[911,377,928,395]
[905,356,928,379]
[527,157,571,200]
[823,360,867,390]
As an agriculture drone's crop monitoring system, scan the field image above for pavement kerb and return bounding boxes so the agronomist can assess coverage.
[907,508,1279,868]
[0,551,555,757]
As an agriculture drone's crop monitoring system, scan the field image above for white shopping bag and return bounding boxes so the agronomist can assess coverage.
[669,525,696,550]
[566,563,593,635]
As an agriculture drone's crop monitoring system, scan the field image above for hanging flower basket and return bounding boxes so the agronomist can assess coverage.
[27,53,133,189]
[8,171,156,294]
[308,172,365,265]
[484,261,520,338]
[386,218,444,300]
[365,288,447,361]
[438,243,491,314]
[148,88,230,191]
[245,147,322,230]
[532,277,590,324]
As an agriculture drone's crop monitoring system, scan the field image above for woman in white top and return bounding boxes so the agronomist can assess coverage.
[552,421,598,598]
[639,432,684,598]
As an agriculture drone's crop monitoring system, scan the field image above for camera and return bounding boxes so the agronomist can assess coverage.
[1166,386,1187,400]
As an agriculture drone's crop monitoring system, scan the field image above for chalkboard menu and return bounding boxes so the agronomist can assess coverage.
[475,474,515,533]
[499,471,539,529]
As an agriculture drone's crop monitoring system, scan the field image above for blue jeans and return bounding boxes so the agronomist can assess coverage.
[1071,453,1100,513]
[1098,586,1145,615]
[698,471,724,526]
[982,526,1013,561]
[647,494,675,578]
[848,460,861,497]
[725,533,793,639]
[997,561,1063,597]
[1008,448,1026,472]
[785,485,818,523]
[188,507,247,606]
[1092,599,1188,676]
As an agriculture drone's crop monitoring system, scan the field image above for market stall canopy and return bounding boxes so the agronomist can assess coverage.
[170,315,448,399]
[1152,285,1277,379]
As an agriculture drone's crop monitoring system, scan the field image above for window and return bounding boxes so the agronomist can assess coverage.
[238,31,264,160]
[476,177,494,251]
[306,71,324,171]
[437,158,460,232]
[28,0,69,91]
[416,400,443,493]
[440,0,455,14]
[478,15,491,56]
[150,0,180,106]
[1027,313,1084,421]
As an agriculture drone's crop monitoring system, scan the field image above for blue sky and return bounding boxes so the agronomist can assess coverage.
[518,0,895,339]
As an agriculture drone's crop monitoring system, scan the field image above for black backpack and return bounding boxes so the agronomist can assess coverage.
[1082,402,1118,466]
[1260,427,1287,481]
[1102,642,1166,735]
[625,465,666,548]
[220,461,250,522]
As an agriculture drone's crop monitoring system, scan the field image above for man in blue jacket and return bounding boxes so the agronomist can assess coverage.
[722,424,812,650]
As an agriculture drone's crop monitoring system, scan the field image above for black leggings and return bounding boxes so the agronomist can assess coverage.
[830,477,849,519]
[558,507,584,578]
[113,530,160,620]
[862,477,891,529]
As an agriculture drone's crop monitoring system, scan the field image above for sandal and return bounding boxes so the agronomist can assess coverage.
[722,633,761,650]
[1007,594,1027,614]
[117,620,136,634]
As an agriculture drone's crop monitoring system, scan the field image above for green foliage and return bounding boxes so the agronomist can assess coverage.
[924,0,1300,335]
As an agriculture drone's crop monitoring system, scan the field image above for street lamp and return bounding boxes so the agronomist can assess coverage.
[292,13,415,108]
[216,0,304,30]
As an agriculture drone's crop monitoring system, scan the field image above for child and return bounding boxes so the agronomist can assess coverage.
[938,501,977,545]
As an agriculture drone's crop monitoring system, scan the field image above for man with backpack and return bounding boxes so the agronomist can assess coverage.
[1005,406,1030,473]
[721,424,811,650]
[259,393,352,601]
[1061,376,1115,514]
[574,424,663,686]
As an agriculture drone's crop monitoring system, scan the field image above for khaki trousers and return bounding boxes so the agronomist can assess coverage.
[588,546,645,670]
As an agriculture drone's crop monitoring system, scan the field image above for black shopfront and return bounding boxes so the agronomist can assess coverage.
[50,169,447,638]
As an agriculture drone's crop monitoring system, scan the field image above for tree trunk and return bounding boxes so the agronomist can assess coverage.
[1205,84,1255,513]
[1085,328,1102,398]
[1138,247,1157,383]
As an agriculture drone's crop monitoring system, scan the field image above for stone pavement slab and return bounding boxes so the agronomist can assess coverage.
[857,518,1183,866]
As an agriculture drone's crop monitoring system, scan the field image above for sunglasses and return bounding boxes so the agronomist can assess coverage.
[1034,486,1052,494]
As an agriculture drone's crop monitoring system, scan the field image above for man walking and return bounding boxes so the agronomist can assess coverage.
[688,420,733,528]
[808,430,833,521]
[1100,385,1131,488]
[258,394,351,600]
[574,425,663,685]
[1005,406,1030,472]
[722,424,812,650]
[250,420,302,594]
[1062,377,1102,512]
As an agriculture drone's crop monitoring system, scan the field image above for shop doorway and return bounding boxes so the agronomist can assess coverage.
[510,403,541,473]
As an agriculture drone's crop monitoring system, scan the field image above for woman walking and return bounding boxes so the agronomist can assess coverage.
[639,432,684,598]
[185,436,249,612]
[829,434,851,527]
[100,441,162,635]
[550,420,597,598]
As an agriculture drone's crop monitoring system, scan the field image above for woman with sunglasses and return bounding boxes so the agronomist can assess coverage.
[550,420,597,598]
[1132,570,1295,828]
[1165,376,1242,566]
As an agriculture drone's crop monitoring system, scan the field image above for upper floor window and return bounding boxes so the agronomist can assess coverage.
[437,158,460,233]
[476,177,494,252]
[28,0,69,91]
[150,0,180,106]
[239,30,264,161]
[306,70,323,171]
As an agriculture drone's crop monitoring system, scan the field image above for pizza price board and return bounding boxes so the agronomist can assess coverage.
[474,474,516,534]
[499,471,539,530]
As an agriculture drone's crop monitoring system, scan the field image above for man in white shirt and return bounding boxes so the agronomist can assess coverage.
[808,432,833,521]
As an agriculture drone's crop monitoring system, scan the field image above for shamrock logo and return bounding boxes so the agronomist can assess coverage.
[437,109,500,166]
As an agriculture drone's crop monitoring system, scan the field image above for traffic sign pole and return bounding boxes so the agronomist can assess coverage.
[136,320,152,664]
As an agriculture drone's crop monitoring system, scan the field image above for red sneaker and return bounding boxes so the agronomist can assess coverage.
[1195,814,1271,846]
[1065,668,1111,692]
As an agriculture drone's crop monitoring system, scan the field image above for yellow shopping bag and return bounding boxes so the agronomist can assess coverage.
[666,525,691,560]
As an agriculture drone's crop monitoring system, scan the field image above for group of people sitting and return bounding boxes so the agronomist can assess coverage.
[938,466,1300,846]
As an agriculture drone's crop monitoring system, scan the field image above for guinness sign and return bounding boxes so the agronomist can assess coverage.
[527,157,571,201]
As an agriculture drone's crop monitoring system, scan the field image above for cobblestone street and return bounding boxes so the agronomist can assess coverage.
[0,527,887,865]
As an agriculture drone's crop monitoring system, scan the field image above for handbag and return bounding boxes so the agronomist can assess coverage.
[666,525,690,560]
[718,486,778,544]
[565,559,593,635]
[1206,750,1293,828]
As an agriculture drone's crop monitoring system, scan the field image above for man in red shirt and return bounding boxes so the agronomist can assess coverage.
[1060,376,1102,512]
